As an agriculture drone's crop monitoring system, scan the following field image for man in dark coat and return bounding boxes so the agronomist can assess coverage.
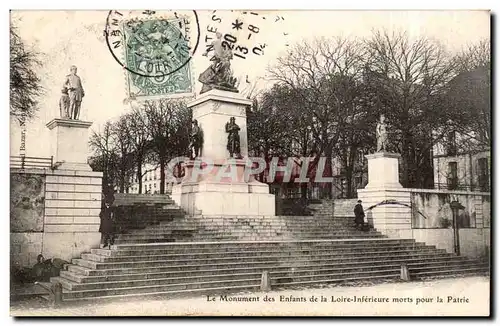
[354,200,365,229]
[99,198,116,249]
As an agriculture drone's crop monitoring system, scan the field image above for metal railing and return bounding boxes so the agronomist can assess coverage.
[10,155,53,170]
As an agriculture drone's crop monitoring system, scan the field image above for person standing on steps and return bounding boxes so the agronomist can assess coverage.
[354,200,365,230]
[99,197,116,249]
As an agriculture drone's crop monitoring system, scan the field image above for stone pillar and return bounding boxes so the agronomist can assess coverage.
[172,89,275,216]
[358,152,412,239]
[46,119,93,171]
[42,118,103,262]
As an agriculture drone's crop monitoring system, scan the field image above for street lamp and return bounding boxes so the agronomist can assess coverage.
[450,199,465,256]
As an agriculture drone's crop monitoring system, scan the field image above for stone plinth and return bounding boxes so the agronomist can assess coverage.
[365,152,402,189]
[358,151,408,238]
[172,90,275,216]
[46,118,93,171]
[189,89,250,160]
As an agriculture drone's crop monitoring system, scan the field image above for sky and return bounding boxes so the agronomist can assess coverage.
[9,10,490,158]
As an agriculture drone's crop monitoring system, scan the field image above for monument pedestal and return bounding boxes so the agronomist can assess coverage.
[364,152,403,189]
[358,151,411,239]
[172,89,275,216]
[46,118,93,171]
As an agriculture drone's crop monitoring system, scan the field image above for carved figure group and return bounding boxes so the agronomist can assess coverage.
[199,32,238,94]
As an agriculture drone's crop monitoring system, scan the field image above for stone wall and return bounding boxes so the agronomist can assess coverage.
[358,186,490,258]
[10,171,46,268]
[10,168,103,268]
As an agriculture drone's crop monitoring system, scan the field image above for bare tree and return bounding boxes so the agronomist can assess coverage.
[89,122,118,187]
[128,108,152,194]
[267,37,368,197]
[365,30,457,188]
[111,116,135,193]
[143,99,190,194]
[443,39,490,150]
[10,24,43,122]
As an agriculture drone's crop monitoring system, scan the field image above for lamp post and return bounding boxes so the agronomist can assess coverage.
[450,199,465,256]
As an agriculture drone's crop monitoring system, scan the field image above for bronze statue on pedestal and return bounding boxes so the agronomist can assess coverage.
[226,117,242,159]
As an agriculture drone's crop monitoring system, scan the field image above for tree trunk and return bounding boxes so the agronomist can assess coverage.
[136,157,143,194]
[159,156,166,194]
[119,157,126,193]
[300,183,308,199]
[325,146,333,199]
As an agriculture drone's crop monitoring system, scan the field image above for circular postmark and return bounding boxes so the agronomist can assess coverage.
[104,10,200,79]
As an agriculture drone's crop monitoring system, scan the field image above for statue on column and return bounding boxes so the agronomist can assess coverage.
[62,65,85,120]
[199,32,238,94]
[226,117,242,159]
[189,119,203,159]
[376,114,388,152]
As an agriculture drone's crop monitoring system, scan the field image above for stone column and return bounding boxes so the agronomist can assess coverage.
[172,89,275,216]
[42,118,103,262]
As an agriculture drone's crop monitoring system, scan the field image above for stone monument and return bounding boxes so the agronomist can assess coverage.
[357,114,410,239]
[172,53,275,216]
[42,65,102,262]
[46,65,92,171]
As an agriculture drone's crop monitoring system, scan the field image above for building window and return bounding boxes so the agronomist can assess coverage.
[478,158,489,192]
[153,182,157,188]
[447,162,458,190]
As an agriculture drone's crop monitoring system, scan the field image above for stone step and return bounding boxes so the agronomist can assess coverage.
[274,267,487,288]
[118,229,381,237]
[115,233,383,241]
[60,278,260,300]
[72,251,454,270]
[81,247,446,263]
[58,264,488,301]
[67,255,479,277]
[55,262,486,292]
[90,242,432,257]
[60,259,482,284]
[111,239,418,250]
[113,235,384,244]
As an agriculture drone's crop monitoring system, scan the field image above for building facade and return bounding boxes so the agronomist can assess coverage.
[127,163,177,194]
[433,131,490,192]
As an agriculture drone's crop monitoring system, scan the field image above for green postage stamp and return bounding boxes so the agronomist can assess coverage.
[123,18,194,98]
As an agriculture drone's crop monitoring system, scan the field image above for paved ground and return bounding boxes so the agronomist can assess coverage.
[10,276,490,317]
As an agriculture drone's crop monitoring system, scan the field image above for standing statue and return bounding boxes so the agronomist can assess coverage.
[225,117,242,159]
[376,114,388,152]
[189,120,203,159]
[59,87,70,118]
[199,32,238,94]
[62,65,85,120]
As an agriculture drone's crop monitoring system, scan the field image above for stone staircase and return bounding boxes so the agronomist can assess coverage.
[48,197,489,301]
